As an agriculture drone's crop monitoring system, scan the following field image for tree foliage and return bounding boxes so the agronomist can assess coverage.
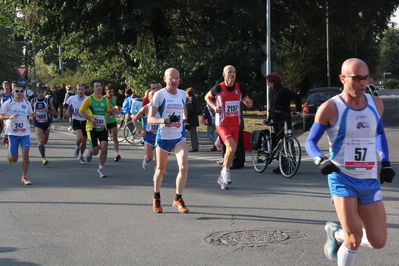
[0,27,26,82]
[379,28,399,80]
[1,0,399,109]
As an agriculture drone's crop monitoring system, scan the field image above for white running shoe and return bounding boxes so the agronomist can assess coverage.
[217,176,229,190]
[77,156,85,165]
[86,152,92,163]
[97,168,106,178]
[142,156,149,170]
[21,176,32,185]
[221,169,232,184]
[324,221,341,261]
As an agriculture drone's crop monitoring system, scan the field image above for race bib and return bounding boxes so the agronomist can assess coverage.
[12,122,27,132]
[225,101,239,117]
[73,108,81,117]
[344,138,376,170]
[36,109,48,123]
[93,115,105,129]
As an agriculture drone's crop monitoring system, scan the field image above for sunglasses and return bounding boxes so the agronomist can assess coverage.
[341,74,370,81]
[14,90,24,93]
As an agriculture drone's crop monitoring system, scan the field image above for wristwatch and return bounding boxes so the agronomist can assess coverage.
[314,156,327,165]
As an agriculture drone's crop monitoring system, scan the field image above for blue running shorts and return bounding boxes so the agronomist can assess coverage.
[155,136,186,153]
[328,171,382,204]
[9,135,30,156]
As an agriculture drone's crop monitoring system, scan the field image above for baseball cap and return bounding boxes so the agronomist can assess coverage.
[36,87,46,92]
[2,81,10,85]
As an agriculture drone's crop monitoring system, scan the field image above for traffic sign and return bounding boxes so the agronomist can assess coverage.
[15,66,28,78]
[18,78,28,86]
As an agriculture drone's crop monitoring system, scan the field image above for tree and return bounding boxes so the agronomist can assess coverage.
[1,0,399,108]
[379,27,399,80]
[0,26,25,81]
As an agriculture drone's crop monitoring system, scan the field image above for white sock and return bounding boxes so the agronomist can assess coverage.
[334,228,371,248]
[98,165,103,170]
[337,245,357,266]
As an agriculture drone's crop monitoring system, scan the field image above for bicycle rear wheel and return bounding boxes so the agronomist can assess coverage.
[123,121,139,144]
[252,134,270,173]
[252,150,269,173]
[117,119,126,142]
[278,136,301,178]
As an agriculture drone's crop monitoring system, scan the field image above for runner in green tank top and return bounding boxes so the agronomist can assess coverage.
[105,84,121,161]
[79,79,116,178]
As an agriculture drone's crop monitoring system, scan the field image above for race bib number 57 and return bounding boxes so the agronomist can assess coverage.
[344,138,375,170]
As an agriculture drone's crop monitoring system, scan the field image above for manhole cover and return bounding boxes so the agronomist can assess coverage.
[205,230,303,247]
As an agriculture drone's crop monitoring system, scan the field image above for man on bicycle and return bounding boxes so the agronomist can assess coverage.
[205,65,253,189]
[264,73,302,173]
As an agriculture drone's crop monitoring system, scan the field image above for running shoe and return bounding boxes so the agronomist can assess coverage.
[153,198,163,213]
[77,156,85,165]
[74,147,80,158]
[324,221,342,261]
[142,156,149,170]
[3,136,9,146]
[172,198,189,213]
[114,154,121,162]
[21,176,31,185]
[86,152,92,163]
[221,169,232,184]
[97,168,106,178]
[217,176,229,190]
[42,158,49,166]
[216,158,224,165]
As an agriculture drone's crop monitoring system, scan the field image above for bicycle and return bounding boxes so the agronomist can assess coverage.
[251,111,301,178]
[108,112,127,142]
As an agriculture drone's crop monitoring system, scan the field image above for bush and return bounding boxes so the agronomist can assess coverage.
[384,79,399,89]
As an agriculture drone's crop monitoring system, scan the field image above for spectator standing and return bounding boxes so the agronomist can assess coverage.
[202,99,217,151]
[51,86,60,121]
[58,83,67,120]
[264,73,302,173]
[185,87,199,152]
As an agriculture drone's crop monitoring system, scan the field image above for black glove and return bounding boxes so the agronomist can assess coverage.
[380,161,395,184]
[164,112,179,124]
[319,158,340,175]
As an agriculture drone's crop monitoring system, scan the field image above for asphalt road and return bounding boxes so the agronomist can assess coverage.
[0,91,398,266]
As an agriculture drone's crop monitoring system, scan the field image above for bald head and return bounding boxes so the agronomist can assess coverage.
[341,58,368,76]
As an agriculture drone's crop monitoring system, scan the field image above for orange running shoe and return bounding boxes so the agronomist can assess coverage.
[21,176,32,185]
[153,198,163,213]
[172,198,189,213]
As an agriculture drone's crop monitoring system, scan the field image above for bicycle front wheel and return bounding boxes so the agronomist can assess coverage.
[123,121,139,144]
[278,136,301,178]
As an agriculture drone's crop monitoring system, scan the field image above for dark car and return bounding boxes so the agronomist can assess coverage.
[302,87,342,131]
[366,84,378,96]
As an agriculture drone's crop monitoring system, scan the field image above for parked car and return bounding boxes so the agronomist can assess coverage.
[366,84,378,96]
[302,87,342,131]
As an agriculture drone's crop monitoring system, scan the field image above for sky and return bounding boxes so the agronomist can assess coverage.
[390,8,399,27]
